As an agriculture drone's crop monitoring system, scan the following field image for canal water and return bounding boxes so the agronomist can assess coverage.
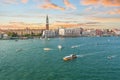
[0,37,120,80]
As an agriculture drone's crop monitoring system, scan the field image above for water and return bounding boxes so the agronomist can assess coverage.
[0,37,120,80]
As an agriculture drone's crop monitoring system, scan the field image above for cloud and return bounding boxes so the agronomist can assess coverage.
[40,3,65,10]
[87,8,120,15]
[1,0,18,4]
[21,0,28,3]
[55,20,79,23]
[0,21,45,29]
[107,9,120,15]
[0,0,29,4]
[102,0,120,7]
[39,0,65,10]
[81,0,120,7]
[81,0,98,5]
[53,22,80,28]
[85,7,93,12]
[91,17,120,23]
[45,0,50,3]
[85,22,100,24]
[63,0,76,9]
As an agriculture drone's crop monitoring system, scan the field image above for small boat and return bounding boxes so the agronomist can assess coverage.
[107,55,116,60]
[63,54,77,61]
[47,38,50,40]
[58,45,62,49]
[16,49,22,52]
[43,48,52,51]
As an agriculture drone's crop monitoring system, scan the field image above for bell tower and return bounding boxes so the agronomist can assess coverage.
[46,15,49,30]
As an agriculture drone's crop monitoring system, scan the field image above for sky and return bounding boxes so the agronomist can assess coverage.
[0,0,120,29]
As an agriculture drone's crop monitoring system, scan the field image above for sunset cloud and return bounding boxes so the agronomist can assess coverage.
[85,7,93,12]
[107,9,120,15]
[1,0,18,4]
[81,0,120,7]
[81,0,98,5]
[21,0,28,3]
[84,8,120,16]
[102,0,120,7]
[1,0,29,4]
[91,17,120,23]
[63,0,76,9]
[40,0,65,10]
[40,3,65,10]
[0,0,120,29]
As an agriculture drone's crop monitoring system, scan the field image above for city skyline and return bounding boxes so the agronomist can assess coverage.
[0,0,120,29]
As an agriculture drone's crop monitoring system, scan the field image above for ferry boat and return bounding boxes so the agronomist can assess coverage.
[63,54,77,61]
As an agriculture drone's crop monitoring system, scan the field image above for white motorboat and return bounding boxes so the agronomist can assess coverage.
[63,54,77,61]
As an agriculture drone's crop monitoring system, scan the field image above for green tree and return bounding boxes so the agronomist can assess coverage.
[7,32,18,37]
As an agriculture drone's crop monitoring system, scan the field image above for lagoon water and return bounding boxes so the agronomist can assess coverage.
[0,37,120,80]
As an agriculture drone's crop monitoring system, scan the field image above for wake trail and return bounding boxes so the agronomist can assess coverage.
[77,51,106,58]
[71,44,85,48]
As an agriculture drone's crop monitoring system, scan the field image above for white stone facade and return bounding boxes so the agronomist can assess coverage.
[59,28,81,37]
[42,30,56,38]
[114,30,120,35]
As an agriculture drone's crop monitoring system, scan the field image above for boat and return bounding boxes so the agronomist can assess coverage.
[16,49,22,52]
[58,45,62,49]
[43,48,51,51]
[63,54,77,61]
[107,55,116,60]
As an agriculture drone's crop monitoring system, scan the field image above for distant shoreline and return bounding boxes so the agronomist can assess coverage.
[0,35,120,40]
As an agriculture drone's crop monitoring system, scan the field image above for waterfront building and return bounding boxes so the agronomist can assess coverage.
[42,30,56,38]
[113,29,120,36]
[89,30,96,36]
[0,34,3,39]
[102,29,112,36]
[59,28,82,37]
[3,34,9,39]
[7,28,43,36]
[82,29,96,36]
[96,29,103,36]
[0,30,2,39]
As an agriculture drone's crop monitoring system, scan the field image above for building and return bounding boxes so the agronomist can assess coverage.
[42,15,57,38]
[42,30,56,38]
[59,28,82,37]
[2,34,9,39]
[113,29,120,36]
[102,29,112,36]
[0,34,3,39]
[96,29,103,36]
[82,29,96,36]
[0,29,4,39]
[6,28,43,36]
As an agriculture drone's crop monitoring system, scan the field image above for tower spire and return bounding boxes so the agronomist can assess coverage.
[46,15,49,30]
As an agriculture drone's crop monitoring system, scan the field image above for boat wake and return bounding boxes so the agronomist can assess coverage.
[71,44,84,48]
[107,55,117,59]
[77,51,105,58]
